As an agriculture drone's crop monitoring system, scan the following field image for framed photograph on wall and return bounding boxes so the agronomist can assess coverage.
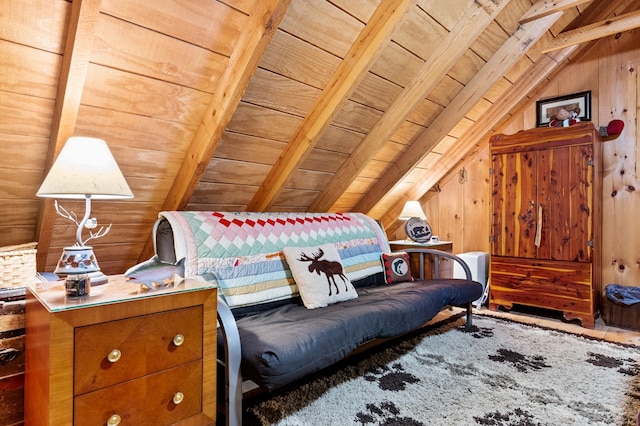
[536,91,591,127]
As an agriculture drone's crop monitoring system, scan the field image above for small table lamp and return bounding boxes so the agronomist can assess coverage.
[399,200,432,243]
[37,137,133,296]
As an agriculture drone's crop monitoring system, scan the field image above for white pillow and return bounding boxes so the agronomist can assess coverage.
[283,243,357,309]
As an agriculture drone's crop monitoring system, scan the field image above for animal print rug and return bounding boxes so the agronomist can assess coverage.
[244,315,640,425]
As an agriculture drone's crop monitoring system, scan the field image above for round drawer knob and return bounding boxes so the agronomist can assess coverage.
[107,414,121,425]
[173,391,184,405]
[173,333,185,346]
[107,349,122,363]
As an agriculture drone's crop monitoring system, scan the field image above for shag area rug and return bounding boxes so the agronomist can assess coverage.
[244,315,640,425]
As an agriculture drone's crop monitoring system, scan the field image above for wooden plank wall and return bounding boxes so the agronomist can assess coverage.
[420,30,640,295]
[0,0,69,247]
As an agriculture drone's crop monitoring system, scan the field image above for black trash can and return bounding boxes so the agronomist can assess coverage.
[603,284,640,331]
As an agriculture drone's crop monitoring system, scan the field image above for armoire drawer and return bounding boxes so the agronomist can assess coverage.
[74,305,203,395]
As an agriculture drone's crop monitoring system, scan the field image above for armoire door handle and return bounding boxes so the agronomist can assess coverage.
[535,204,542,247]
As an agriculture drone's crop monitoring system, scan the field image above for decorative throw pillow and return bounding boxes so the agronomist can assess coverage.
[381,252,414,284]
[283,243,358,309]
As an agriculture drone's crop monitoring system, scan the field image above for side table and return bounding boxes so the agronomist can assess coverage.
[389,240,453,279]
[25,276,216,425]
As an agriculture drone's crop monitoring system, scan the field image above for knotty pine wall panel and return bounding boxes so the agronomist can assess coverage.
[461,148,491,253]
[598,32,640,289]
[434,176,464,250]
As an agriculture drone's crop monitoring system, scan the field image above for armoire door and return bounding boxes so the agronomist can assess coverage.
[491,150,537,259]
[491,144,593,263]
[536,144,593,263]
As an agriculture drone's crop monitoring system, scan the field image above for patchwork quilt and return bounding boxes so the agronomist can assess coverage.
[156,211,390,309]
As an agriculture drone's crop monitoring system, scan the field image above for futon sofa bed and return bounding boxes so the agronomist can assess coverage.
[151,211,482,425]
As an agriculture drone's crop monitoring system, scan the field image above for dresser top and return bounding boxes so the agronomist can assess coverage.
[389,240,452,246]
[28,275,215,312]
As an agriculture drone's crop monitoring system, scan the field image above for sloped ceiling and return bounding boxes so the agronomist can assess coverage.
[1,0,639,275]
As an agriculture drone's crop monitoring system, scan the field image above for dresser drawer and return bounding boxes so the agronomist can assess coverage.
[74,306,203,395]
[74,360,203,425]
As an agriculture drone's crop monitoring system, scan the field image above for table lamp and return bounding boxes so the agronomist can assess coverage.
[399,200,432,243]
[37,137,133,296]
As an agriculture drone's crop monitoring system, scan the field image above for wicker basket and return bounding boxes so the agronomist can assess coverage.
[0,242,38,289]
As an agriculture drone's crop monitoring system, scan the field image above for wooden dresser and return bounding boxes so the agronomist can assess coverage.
[389,240,453,279]
[24,277,216,425]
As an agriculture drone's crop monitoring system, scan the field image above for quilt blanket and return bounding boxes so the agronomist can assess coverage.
[157,211,390,309]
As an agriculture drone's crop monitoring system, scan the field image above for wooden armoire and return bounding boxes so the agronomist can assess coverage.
[489,123,602,328]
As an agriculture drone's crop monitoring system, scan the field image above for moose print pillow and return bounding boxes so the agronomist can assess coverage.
[283,243,358,309]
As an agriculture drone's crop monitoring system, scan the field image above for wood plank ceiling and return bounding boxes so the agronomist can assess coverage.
[1,0,639,275]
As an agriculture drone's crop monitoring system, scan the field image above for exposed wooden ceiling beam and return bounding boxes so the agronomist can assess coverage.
[542,9,640,52]
[136,0,291,261]
[35,0,102,270]
[520,0,591,24]
[307,0,510,213]
[246,0,413,212]
[354,10,563,215]
[379,0,632,234]
[378,46,578,233]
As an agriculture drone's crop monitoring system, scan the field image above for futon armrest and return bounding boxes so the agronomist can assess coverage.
[398,248,475,331]
[217,297,242,426]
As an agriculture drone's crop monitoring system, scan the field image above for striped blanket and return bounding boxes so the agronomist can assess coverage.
[156,211,390,309]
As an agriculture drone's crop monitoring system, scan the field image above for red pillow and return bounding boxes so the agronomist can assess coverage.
[381,252,414,284]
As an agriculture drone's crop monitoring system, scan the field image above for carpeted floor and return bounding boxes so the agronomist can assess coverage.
[243,314,640,426]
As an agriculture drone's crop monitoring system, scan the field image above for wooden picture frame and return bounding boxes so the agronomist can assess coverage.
[536,91,591,127]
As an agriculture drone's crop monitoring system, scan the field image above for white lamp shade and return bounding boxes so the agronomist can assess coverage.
[37,137,133,199]
[399,200,426,220]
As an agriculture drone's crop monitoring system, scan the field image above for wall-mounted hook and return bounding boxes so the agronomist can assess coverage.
[459,167,468,184]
